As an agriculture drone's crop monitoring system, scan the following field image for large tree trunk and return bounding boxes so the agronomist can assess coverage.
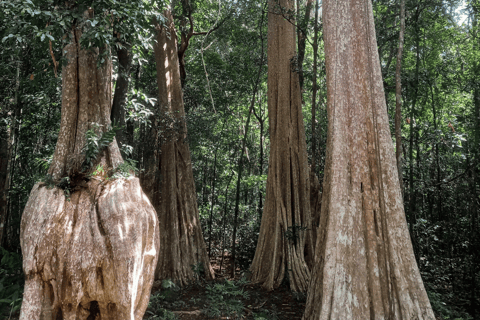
[19,23,159,320]
[143,11,214,285]
[302,0,435,317]
[250,0,313,292]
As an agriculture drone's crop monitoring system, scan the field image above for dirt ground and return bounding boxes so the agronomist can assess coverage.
[144,256,307,320]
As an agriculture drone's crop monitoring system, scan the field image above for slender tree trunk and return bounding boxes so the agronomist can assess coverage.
[208,151,218,257]
[0,125,10,246]
[231,107,254,278]
[309,0,322,262]
[146,11,214,285]
[0,61,19,247]
[395,0,405,197]
[302,0,435,317]
[20,16,159,320]
[428,80,443,221]
[230,7,266,278]
[250,0,313,292]
[297,0,314,91]
[311,0,318,175]
[253,92,266,218]
[470,6,479,314]
[219,171,234,275]
[408,30,421,255]
[111,41,132,154]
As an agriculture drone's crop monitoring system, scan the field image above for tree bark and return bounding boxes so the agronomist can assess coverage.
[145,11,214,285]
[302,0,435,317]
[19,20,159,320]
[250,0,313,292]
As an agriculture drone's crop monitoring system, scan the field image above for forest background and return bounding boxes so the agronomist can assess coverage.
[0,0,478,319]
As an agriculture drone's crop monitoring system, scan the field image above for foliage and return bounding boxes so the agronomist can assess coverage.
[111,159,139,179]
[203,278,249,318]
[145,294,179,320]
[145,280,180,320]
[0,248,23,318]
[82,123,120,172]
[427,290,474,320]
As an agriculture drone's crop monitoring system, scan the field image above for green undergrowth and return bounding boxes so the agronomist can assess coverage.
[428,289,474,320]
[0,248,23,319]
[203,277,249,318]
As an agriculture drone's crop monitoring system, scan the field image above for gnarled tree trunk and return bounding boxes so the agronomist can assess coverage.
[141,11,213,286]
[19,24,159,320]
[250,0,313,292]
[302,0,435,318]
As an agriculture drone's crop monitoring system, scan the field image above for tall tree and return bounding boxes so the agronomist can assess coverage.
[250,0,313,292]
[19,9,159,320]
[302,0,435,317]
[143,10,214,285]
[394,0,406,196]
[111,39,133,153]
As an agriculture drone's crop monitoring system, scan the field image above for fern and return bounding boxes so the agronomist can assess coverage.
[82,122,121,172]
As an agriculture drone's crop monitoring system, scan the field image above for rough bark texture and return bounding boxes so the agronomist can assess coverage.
[141,11,213,285]
[250,0,313,292]
[20,22,159,320]
[302,0,435,318]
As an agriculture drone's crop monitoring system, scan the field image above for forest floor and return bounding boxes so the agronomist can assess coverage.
[144,256,307,320]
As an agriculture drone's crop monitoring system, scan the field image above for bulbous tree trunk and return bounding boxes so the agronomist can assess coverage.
[250,0,313,292]
[141,11,213,286]
[19,24,159,320]
[302,0,435,318]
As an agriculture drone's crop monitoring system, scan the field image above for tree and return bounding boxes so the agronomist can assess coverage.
[394,0,406,197]
[250,0,313,292]
[111,39,133,154]
[142,10,214,285]
[302,0,435,317]
[19,9,159,320]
